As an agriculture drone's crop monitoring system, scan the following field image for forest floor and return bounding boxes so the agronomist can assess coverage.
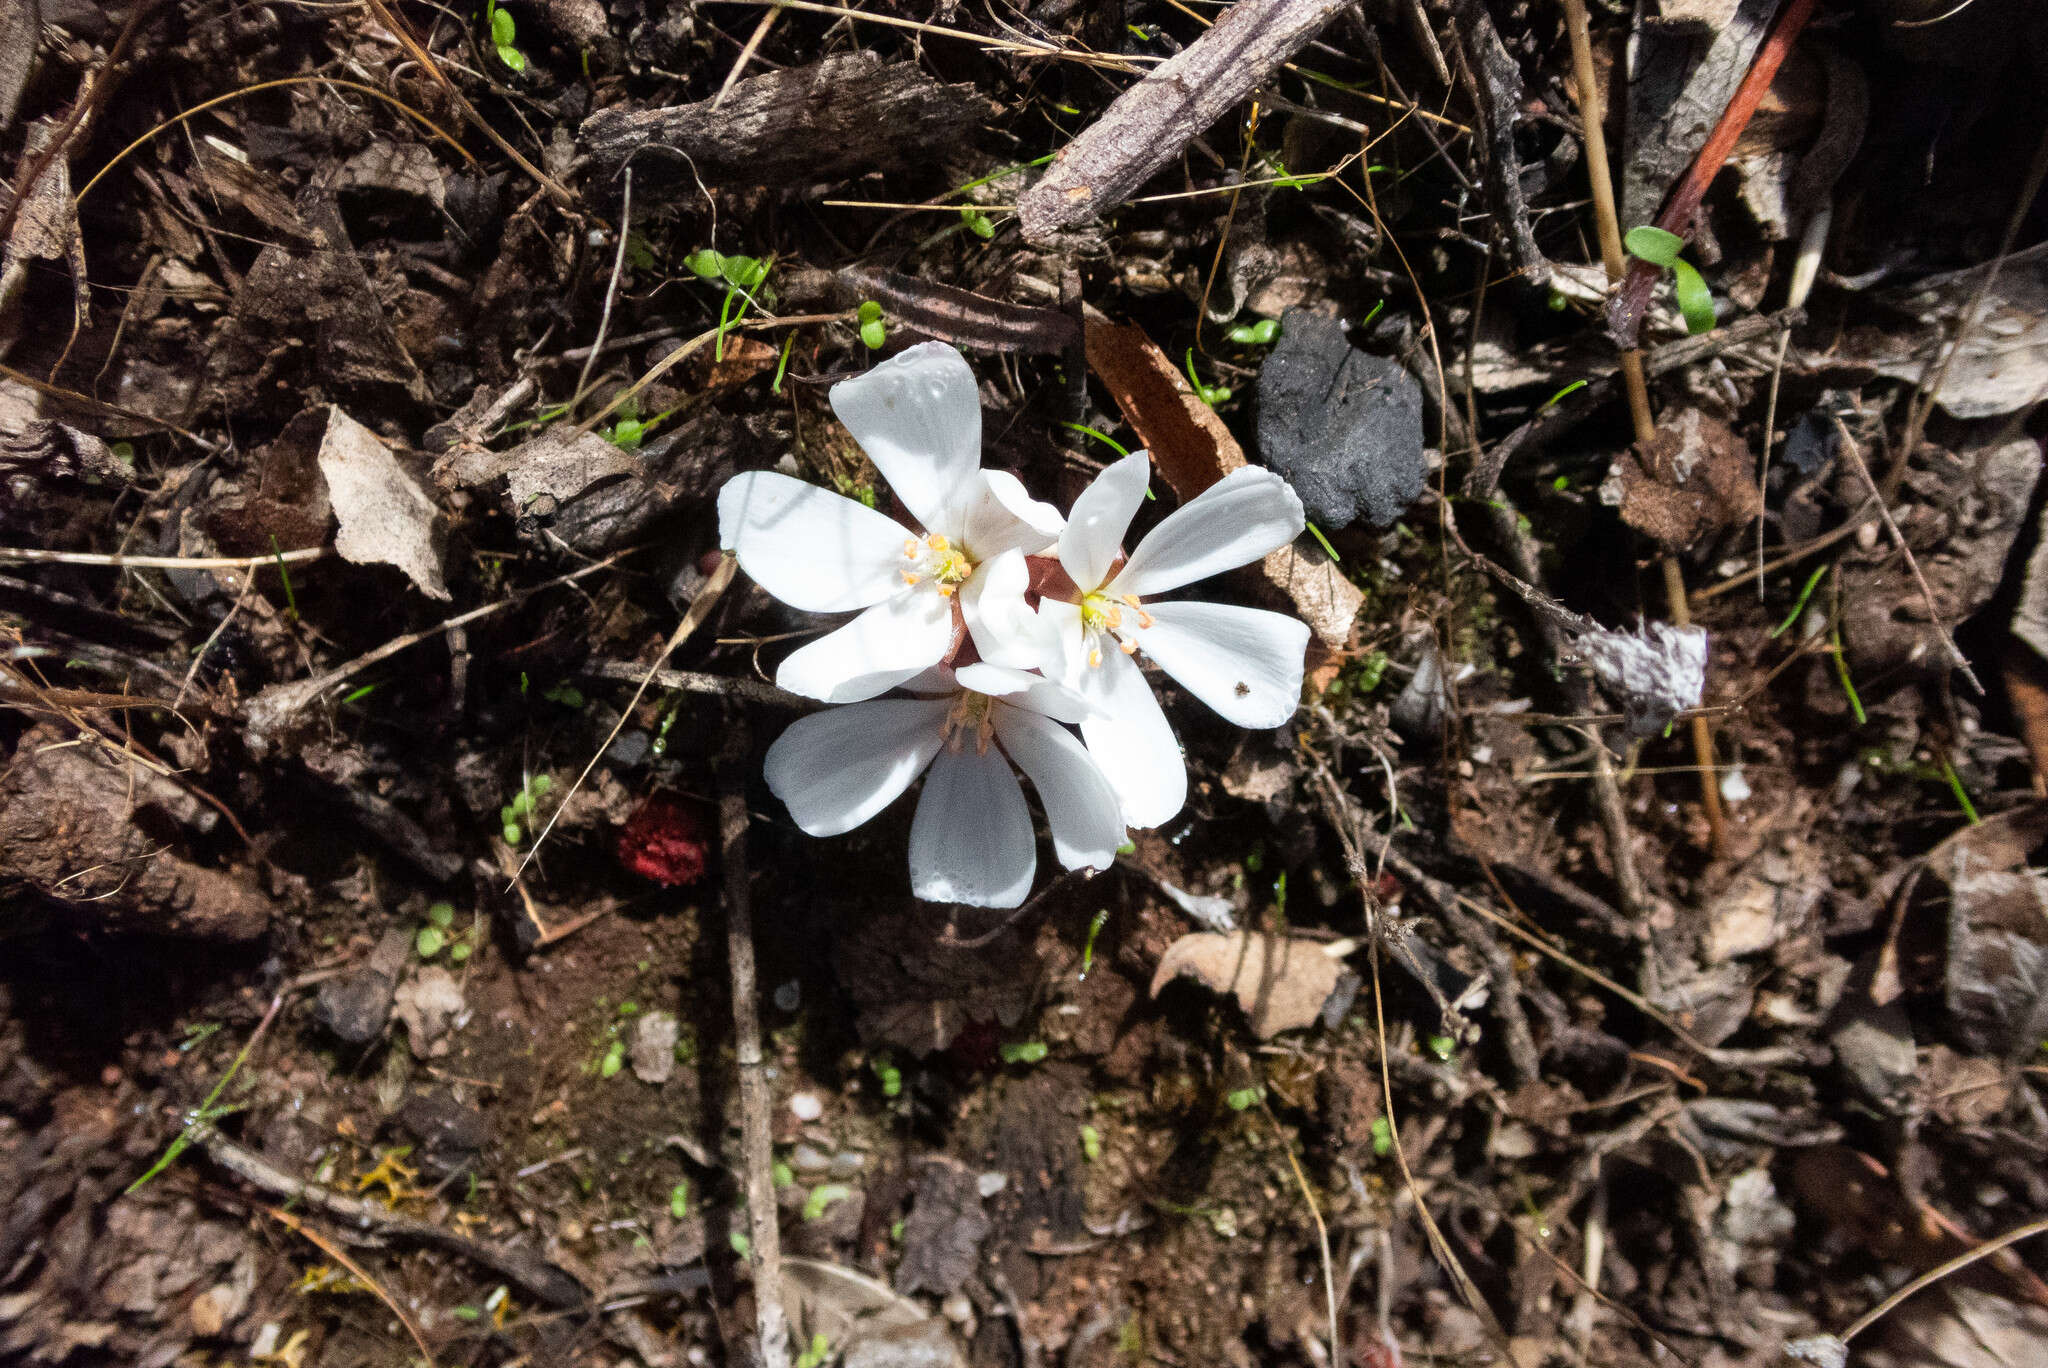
[5,2,2048,1367]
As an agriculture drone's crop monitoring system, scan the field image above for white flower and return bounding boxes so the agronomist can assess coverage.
[763,663,1126,908]
[1032,452,1310,828]
[718,342,1064,703]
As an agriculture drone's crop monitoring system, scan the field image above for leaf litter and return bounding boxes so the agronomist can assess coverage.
[5,3,2048,1367]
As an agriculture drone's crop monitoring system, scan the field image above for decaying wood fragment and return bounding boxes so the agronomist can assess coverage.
[1017,0,1354,245]
[836,267,1079,354]
[1451,0,1549,285]
[579,52,989,190]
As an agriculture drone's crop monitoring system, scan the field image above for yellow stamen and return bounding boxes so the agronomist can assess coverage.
[902,572,920,586]
[937,584,955,598]
[1120,638,1138,654]
[1121,594,1141,607]
[903,538,920,557]
[926,533,948,551]
[1136,609,1155,629]
[1088,647,1103,668]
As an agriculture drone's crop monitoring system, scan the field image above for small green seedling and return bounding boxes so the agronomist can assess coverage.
[729,1230,752,1258]
[802,1184,852,1222]
[669,1180,691,1219]
[959,206,996,239]
[795,1333,833,1368]
[1426,1033,1458,1062]
[414,901,475,964]
[772,1160,795,1188]
[998,1040,1048,1066]
[483,0,526,72]
[1183,348,1231,406]
[1225,1087,1262,1112]
[1623,226,1715,335]
[1370,1115,1393,1157]
[598,1038,627,1079]
[1226,317,1281,346]
[685,249,774,360]
[870,1051,903,1098]
[857,300,887,350]
[499,772,553,847]
[1078,909,1110,980]
[1079,1124,1103,1162]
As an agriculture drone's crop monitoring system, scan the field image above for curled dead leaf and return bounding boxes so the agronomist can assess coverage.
[1149,930,1347,1039]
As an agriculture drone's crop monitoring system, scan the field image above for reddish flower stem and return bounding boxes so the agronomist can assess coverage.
[1606,0,1820,347]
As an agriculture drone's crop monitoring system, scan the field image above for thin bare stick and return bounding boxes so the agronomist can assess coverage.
[573,167,632,417]
[1831,414,1983,694]
[714,3,783,108]
[263,1206,438,1366]
[1560,0,1653,442]
[0,546,327,569]
[720,716,791,1368]
[1896,120,2048,480]
[1263,1098,1342,1368]
[512,556,736,885]
[1839,1215,2048,1346]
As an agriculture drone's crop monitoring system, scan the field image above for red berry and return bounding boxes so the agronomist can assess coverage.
[617,793,711,887]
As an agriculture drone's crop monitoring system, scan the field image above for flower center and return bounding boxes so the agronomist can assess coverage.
[1079,592,1152,667]
[901,534,974,597]
[941,691,996,753]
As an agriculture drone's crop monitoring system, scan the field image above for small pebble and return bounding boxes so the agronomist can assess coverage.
[977,1171,1008,1197]
[941,1292,974,1324]
[1720,766,1752,804]
[789,1142,833,1172]
[788,1092,823,1122]
[773,979,801,1012]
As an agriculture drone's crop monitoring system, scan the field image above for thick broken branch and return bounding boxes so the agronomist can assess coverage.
[1018,0,1354,244]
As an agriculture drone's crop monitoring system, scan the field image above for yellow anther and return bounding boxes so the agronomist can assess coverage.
[902,572,921,586]
[927,533,949,551]
[1121,594,1142,608]
[1120,638,1138,654]
[937,584,956,598]
[1136,609,1155,630]
[903,538,920,557]
[1088,647,1103,668]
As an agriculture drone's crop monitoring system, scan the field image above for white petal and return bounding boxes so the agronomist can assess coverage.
[959,470,1064,561]
[717,470,913,613]
[1076,648,1186,829]
[909,744,1036,907]
[1107,467,1305,598]
[1132,600,1309,729]
[829,341,982,538]
[898,664,960,695]
[775,590,955,703]
[1036,598,1091,687]
[956,661,1099,724]
[1058,450,1150,592]
[961,549,1056,669]
[763,699,950,836]
[992,706,1124,872]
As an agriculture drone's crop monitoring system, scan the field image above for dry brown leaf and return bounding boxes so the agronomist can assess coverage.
[316,406,450,600]
[1599,407,1762,549]
[1149,930,1345,1038]
[1084,319,1362,650]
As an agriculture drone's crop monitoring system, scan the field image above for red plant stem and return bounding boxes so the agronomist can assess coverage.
[1606,0,1820,347]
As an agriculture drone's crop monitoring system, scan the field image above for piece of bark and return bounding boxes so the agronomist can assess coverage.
[579,52,988,189]
[202,182,430,411]
[1017,0,1354,245]
[1451,0,1549,285]
[0,725,272,940]
[835,267,1078,355]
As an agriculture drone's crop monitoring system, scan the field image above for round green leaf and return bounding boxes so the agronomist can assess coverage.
[496,44,526,73]
[415,925,446,958]
[1671,259,1716,335]
[684,249,725,280]
[428,901,456,928]
[1623,225,1684,267]
[859,318,887,350]
[490,7,515,46]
